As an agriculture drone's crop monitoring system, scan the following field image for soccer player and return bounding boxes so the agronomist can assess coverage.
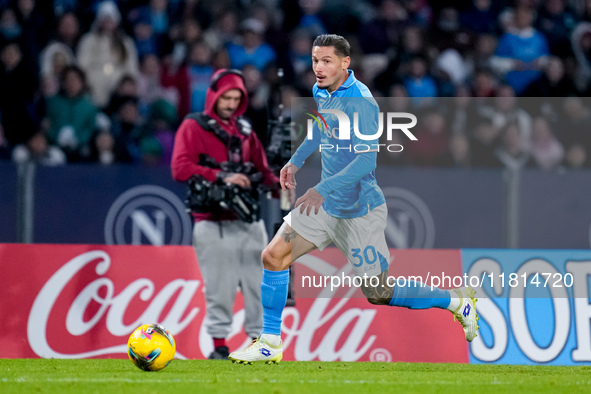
[229,34,479,364]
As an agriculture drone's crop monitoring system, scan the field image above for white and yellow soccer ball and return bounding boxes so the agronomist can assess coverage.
[127,324,176,371]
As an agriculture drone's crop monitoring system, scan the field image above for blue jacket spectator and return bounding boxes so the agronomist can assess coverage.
[226,19,276,72]
[404,56,438,102]
[494,7,549,95]
[187,41,214,113]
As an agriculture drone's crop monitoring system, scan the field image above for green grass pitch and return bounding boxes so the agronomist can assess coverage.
[1,359,590,393]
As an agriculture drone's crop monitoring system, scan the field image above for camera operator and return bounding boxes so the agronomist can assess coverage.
[171,69,279,359]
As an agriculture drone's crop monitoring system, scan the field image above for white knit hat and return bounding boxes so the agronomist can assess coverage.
[96,1,121,24]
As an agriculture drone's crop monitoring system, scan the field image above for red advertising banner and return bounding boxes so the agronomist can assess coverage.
[0,244,468,362]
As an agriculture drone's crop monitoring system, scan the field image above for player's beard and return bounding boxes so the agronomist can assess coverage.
[216,107,236,121]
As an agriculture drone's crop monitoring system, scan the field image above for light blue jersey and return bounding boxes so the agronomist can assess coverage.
[290,70,385,218]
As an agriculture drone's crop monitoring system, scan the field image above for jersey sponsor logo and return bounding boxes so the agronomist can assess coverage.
[382,187,435,249]
[104,185,192,245]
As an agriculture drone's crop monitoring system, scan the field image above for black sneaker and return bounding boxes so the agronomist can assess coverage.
[208,345,230,360]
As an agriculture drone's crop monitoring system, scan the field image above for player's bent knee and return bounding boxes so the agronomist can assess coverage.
[262,246,286,271]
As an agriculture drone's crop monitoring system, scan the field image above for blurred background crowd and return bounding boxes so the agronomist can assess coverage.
[0,0,590,170]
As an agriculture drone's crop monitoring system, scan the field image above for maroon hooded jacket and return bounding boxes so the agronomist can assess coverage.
[171,69,278,222]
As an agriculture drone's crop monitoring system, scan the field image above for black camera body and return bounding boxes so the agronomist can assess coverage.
[186,174,262,223]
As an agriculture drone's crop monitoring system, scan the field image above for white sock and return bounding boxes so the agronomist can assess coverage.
[446,289,462,311]
[261,333,282,346]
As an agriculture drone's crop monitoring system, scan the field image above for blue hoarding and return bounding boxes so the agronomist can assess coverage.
[519,170,591,249]
[0,162,17,242]
[34,165,192,245]
[463,249,591,365]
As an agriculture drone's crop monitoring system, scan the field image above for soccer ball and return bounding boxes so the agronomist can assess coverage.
[127,324,176,371]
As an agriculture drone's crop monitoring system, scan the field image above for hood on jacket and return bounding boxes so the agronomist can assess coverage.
[40,42,75,78]
[92,1,122,30]
[570,22,591,89]
[203,69,249,123]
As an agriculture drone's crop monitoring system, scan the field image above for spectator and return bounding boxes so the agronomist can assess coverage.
[470,117,501,168]
[570,22,591,91]
[358,0,408,55]
[287,29,313,78]
[286,0,328,37]
[403,55,438,103]
[137,53,178,114]
[77,1,139,108]
[493,6,550,95]
[15,0,51,60]
[46,65,98,162]
[399,26,428,67]
[226,18,277,72]
[402,0,432,27]
[147,98,178,165]
[104,74,139,117]
[187,41,215,113]
[429,7,473,54]
[12,128,66,166]
[460,0,499,35]
[161,18,202,118]
[470,33,498,71]
[406,109,449,166]
[472,68,497,97]
[0,8,22,45]
[438,133,471,168]
[130,10,159,59]
[564,143,589,168]
[388,84,412,113]
[524,56,577,96]
[560,96,591,154]
[147,0,170,37]
[536,0,577,57]
[242,64,270,142]
[177,0,211,29]
[373,25,427,93]
[494,122,534,170]
[39,42,75,97]
[480,84,532,150]
[169,17,203,66]
[52,12,80,52]
[0,42,39,147]
[448,85,477,136]
[203,10,238,52]
[529,116,564,170]
[434,48,470,96]
[53,0,77,16]
[110,96,162,164]
[250,4,289,62]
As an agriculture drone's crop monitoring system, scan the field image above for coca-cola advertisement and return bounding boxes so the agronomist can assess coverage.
[0,244,468,362]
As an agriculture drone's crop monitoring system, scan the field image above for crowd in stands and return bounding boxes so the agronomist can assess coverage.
[0,0,591,171]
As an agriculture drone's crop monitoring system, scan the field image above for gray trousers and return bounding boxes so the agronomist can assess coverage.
[192,219,267,339]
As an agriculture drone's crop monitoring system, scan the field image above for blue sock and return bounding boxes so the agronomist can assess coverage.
[261,269,289,335]
[388,280,451,309]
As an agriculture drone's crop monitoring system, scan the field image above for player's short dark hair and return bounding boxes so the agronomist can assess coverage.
[312,34,350,57]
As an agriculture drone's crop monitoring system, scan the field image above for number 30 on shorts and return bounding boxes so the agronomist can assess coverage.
[351,246,378,267]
